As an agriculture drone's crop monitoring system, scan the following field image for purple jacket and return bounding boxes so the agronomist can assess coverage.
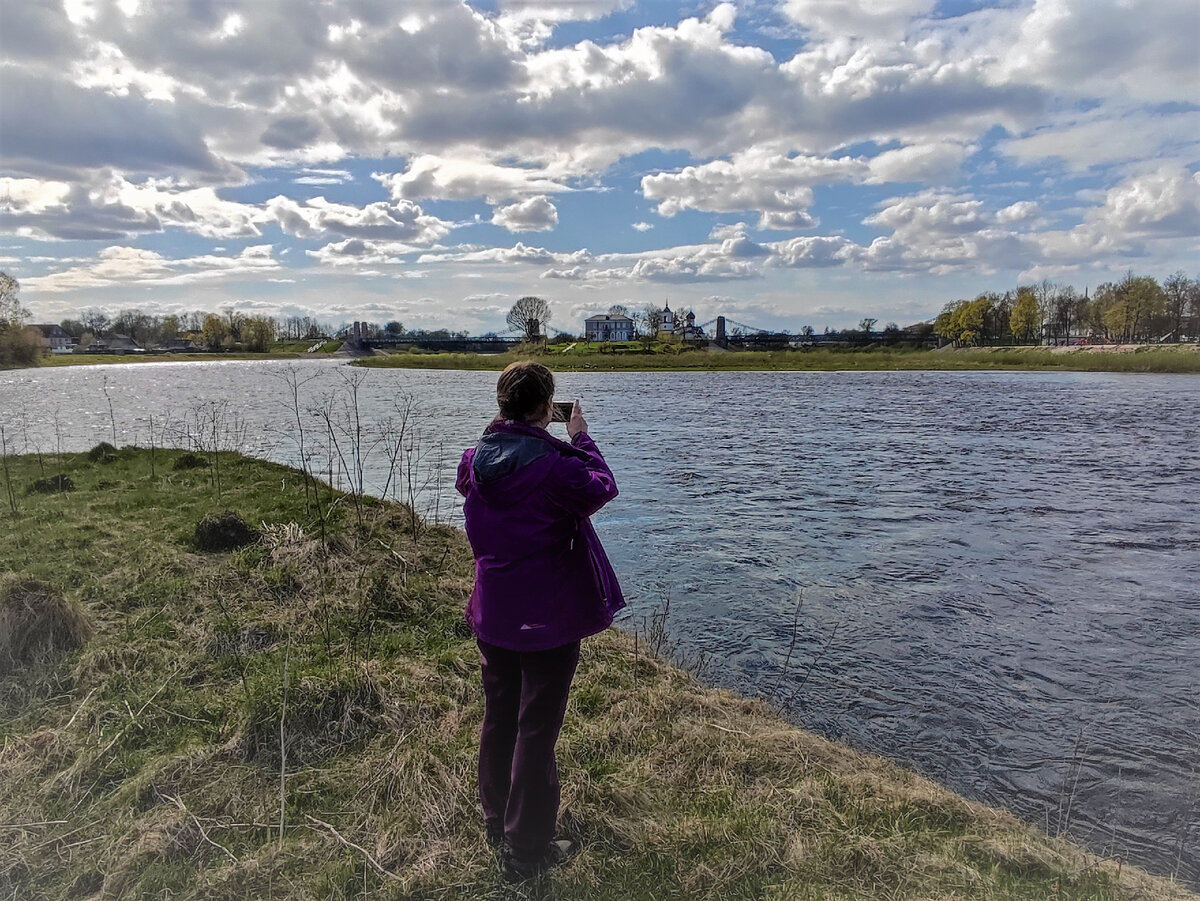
[456,419,625,651]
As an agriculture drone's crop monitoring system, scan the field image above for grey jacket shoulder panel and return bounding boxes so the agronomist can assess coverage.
[472,431,552,484]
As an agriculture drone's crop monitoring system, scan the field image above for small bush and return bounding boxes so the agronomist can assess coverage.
[172,452,208,471]
[87,441,118,463]
[27,474,75,494]
[0,575,93,675]
[194,510,259,552]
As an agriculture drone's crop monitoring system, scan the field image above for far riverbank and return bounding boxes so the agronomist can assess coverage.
[7,343,1198,375]
[353,343,1200,374]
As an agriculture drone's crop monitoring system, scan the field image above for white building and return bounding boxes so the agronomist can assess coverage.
[584,313,634,342]
[656,303,703,340]
[34,324,73,353]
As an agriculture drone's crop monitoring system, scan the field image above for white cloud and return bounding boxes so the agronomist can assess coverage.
[780,0,935,39]
[22,244,279,293]
[770,235,858,268]
[0,173,260,241]
[642,150,864,227]
[996,0,1198,104]
[999,109,1200,172]
[632,221,653,231]
[307,238,426,267]
[1039,166,1200,262]
[494,0,634,49]
[376,155,569,202]
[264,196,450,243]
[0,66,230,181]
[996,201,1040,224]
[866,141,974,184]
[419,242,592,266]
[491,195,559,232]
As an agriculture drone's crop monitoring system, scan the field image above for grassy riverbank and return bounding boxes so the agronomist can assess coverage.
[356,343,1200,374]
[36,351,315,367]
[0,449,1192,899]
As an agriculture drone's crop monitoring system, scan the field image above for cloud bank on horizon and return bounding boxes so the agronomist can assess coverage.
[1,0,1197,333]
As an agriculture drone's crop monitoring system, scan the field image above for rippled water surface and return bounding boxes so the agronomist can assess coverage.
[3,360,1198,882]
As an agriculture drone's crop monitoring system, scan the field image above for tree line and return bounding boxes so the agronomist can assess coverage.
[933,271,1200,347]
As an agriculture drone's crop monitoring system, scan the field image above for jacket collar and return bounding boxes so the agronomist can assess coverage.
[485,417,589,461]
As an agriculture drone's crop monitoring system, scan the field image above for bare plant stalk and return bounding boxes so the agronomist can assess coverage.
[211,409,222,499]
[149,413,156,480]
[1056,728,1090,837]
[102,374,117,445]
[784,619,842,708]
[279,637,291,844]
[769,589,805,702]
[272,366,327,543]
[0,425,17,515]
[53,404,64,458]
[378,395,414,505]
[317,401,363,531]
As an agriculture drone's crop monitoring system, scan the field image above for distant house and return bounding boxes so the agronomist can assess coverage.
[584,313,634,342]
[33,324,73,353]
[82,333,143,354]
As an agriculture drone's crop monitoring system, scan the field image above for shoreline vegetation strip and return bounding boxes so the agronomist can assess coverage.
[1,448,1193,899]
[8,343,1199,374]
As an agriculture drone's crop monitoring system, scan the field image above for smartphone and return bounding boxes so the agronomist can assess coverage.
[551,401,574,422]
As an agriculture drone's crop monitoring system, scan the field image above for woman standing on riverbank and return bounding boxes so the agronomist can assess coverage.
[456,361,625,881]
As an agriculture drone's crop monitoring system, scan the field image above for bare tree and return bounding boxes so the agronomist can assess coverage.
[641,304,663,335]
[1163,271,1195,342]
[506,296,551,341]
[0,272,23,324]
[81,308,111,336]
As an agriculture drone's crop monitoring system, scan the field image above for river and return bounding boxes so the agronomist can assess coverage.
[2,359,1197,883]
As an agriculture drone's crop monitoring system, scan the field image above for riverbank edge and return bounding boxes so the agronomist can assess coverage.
[6,343,1200,375]
[350,344,1200,374]
[0,449,1192,899]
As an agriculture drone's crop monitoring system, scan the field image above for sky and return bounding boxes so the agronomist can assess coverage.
[1,0,1197,335]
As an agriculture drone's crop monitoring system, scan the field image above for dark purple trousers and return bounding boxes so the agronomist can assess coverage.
[477,638,580,859]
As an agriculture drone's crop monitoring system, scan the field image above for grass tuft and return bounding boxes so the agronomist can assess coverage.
[26,473,74,494]
[194,509,260,552]
[0,574,93,676]
[172,451,209,470]
[87,441,119,463]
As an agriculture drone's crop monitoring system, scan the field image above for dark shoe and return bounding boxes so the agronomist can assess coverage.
[485,821,504,849]
[501,839,573,882]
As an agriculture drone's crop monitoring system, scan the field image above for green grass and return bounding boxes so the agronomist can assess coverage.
[355,343,1200,373]
[38,351,314,367]
[0,448,1192,899]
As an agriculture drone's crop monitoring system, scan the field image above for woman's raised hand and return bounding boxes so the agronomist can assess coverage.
[568,400,587,439]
